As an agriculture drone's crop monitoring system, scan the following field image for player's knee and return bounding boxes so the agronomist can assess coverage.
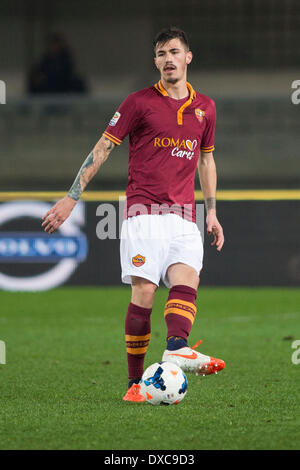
[131,278,157,308]
[135,282,157,300]
[168,264,200,290]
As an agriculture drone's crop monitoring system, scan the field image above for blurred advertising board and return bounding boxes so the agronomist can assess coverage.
[0,192,299,290]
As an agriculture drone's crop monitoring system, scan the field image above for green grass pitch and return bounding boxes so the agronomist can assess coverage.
[0,287,299,450]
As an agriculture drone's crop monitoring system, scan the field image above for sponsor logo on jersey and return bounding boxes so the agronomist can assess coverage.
[195,108,205,123]
[153,137,197,160]
[132,254,145,267]
[109,111,121,127]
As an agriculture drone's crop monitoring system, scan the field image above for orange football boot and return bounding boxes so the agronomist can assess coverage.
[122,383,146,402]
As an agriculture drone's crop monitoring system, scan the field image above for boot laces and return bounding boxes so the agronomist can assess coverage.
[192,339,203,350]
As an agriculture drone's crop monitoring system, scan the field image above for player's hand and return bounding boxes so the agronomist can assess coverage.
[206,211,224,252]
[41,196,77,234]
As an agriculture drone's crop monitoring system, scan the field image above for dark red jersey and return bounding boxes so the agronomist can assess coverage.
[103,81,216,221]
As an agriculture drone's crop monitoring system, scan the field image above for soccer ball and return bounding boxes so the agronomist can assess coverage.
[140,361,188,405]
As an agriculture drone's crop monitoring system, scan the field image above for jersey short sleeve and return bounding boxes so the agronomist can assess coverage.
[103,93,140,146]
[200,99,216,153]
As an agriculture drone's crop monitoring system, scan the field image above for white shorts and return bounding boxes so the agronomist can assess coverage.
[120,213,203,288]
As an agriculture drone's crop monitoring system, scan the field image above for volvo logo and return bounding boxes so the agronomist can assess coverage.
[0,201,88,291]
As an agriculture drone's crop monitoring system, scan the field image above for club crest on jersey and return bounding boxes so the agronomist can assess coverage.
[132,254,145,267]
[195,108,205,123]
[109,111,121,127]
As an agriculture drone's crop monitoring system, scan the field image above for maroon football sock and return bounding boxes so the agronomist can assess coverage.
[164,284,197,341]
[125,302,152,380]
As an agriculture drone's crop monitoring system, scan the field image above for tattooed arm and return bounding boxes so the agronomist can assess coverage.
[197,151,224,251]
[42,136,115,233]
[68,136,115,201]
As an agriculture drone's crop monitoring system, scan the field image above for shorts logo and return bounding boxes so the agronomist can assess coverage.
[132,254,145,267]
[109,111,121,127]
[195,109,205,123]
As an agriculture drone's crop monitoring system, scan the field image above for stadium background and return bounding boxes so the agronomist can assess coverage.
[1,0,299,289]
[0,0,300,453]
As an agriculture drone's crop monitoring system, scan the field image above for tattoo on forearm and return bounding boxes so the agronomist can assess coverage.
[68,151,94,201]
[68,137,115,201]
[105,139,114,151]
[205,197,216,212]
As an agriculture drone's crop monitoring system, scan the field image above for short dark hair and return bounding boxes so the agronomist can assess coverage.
[153,27,190,52]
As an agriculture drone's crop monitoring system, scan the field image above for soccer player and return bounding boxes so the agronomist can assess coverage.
[42,27,225,402]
